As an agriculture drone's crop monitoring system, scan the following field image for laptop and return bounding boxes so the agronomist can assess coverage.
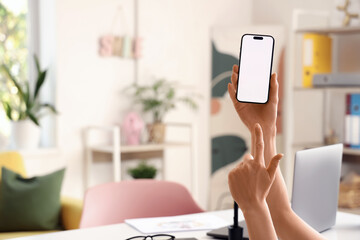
[291,143,343,232]
[207,144,343,238]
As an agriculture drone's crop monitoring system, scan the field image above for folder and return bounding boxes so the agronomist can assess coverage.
[302,34,332,88]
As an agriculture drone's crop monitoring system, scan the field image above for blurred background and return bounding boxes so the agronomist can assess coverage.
[1,0,360,227]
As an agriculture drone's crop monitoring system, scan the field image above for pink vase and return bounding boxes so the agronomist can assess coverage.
[121,112,144,145]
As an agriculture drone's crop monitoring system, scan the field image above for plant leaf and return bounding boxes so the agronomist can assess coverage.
[34,70,47,100]
[1,64,25,101]
[179,96,198,110]
[34,54,41,74]
[153,79,164,92]
[26,110,40,126]
[39,103,58,114]
[142,99,162,112]
[24,81,31,108]
[2,101,13,120]
[166,87,175,100]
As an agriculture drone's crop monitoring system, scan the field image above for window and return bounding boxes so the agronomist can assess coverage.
[0,0,28,138]
[0,0,56,149]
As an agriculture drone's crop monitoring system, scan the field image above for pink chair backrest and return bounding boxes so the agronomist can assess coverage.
[80,180,203,228]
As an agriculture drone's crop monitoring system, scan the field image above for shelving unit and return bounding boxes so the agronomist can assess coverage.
[284,10,360,197]
[344,147,360,156]
[83,123,199,199]
[339,207,360,215]
[296,26,360,35]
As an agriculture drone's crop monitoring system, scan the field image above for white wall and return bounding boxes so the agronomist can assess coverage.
[23,0,252,210]
[20,0,355,211]
[136,0,252,208]
[22,0,349,210]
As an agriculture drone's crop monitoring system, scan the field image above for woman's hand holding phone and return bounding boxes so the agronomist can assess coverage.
[228,65,279,141]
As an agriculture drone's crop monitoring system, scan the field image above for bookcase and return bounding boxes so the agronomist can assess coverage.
[284,9,360,213]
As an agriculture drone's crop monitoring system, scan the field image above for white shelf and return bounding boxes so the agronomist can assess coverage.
[292,142,325,148]
[18,147,60,157]
[294,87,360,92]
[343,148,360,156]
[339,207,360,215]
[90,142,190,154]
[296,26,360,35]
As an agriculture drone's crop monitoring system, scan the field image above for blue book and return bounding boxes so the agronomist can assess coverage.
[350,94,360,148]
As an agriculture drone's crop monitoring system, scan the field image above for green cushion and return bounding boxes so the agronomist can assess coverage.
[0,167,65,232]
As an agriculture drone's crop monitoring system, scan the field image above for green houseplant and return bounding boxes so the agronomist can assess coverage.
[127,79,198,143]
[128,161,157,179]
[0,55,57,149]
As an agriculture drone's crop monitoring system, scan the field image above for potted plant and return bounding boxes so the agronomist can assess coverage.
[0,55,57,149]
[127,79,198,143]
[128,161,157,179]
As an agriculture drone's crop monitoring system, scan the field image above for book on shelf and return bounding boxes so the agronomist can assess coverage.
[345,93,360,148]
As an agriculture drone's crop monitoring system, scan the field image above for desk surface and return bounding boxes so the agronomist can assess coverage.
[13,210,360,240]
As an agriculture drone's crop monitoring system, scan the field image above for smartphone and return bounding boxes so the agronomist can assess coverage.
[236,34,275,104]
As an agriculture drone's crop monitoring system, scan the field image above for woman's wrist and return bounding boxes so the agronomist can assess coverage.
[248,124,276,138]
[242,200,269,217]
[262,125,276,140]
[242,200,278,240]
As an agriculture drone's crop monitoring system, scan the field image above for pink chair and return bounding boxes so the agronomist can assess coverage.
[80,180,204,228]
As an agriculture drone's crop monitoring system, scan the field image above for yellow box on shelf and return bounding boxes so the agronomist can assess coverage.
[302,33,332,88]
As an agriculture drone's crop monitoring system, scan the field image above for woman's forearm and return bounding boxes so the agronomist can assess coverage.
[260,130,325,240]
[243,202,277,240]
[261,130,292,216]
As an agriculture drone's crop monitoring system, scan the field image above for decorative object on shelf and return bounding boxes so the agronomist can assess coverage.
[98,6,142,59]
[324,129,339,145]
[147,122,166,144]
[0,55,57,149]
[302,33,332,88]
[126,79,198,143]
[338,171,360,208]
[121,112,144,145]
[337,0,359,27]
[127,161,157,179]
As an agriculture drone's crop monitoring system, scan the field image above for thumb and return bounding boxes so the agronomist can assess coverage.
[266,153,283,179]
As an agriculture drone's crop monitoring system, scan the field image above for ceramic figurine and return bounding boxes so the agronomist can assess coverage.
[122,112,144,145]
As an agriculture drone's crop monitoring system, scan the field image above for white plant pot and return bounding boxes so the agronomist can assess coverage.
[10,120,41,150]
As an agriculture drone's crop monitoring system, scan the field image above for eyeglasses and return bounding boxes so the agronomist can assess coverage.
[126,234,175,240]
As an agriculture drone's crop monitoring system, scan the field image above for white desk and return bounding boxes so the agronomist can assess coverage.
[13,210,360,240]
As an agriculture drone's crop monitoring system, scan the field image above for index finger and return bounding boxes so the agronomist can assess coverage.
[254,123,265,166]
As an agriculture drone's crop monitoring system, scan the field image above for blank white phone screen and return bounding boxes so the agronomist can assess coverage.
[236,34,274,103]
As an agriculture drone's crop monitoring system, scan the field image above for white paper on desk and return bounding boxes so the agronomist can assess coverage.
[125,213,229,234]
